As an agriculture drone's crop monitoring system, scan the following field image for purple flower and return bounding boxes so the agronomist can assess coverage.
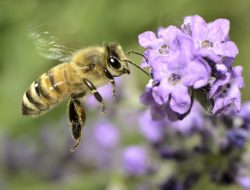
[122,146,148,176]
[237,102,250,130]
[211,66,244,115]
[238,102,250,119]
[138,26,181,68]
[139,15,243,119]
[226,128,249,148]
[168,103,203,135]
[140,34,210,115]
[236,175,250,190]
[139,110,165,143]
[93,121,119,149]
[75,125,117,170]
[140,82,177,121]
[182,15,238,60]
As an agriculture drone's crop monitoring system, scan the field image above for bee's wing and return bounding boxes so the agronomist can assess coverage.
[28,26,81,62]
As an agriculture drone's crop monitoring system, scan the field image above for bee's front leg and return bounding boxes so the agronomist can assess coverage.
[68,98,86,151]
[104,68,116,97]
[83,78,106,113]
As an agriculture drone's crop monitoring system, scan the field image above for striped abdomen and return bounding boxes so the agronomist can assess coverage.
[22,63,77,116]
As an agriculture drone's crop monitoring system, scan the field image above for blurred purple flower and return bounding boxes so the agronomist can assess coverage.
[139,110,165,143]
[238,102,250,119]
[168,103,203,135]
[237,176,250,190]
[93,121,119,149]
[238,102,250,130]
[226,128,249,149]
[3,136,38,172]
[122,146,148,176]
[74,125,116,170]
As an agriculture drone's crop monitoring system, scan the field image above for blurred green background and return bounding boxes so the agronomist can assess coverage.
[0,0,249,189]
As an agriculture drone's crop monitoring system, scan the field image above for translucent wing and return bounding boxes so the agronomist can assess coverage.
[28,25,79,62]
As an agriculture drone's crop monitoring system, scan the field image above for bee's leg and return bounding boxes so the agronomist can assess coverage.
[104,68,116,97]
[83,78,106,113]
[68,97,86,151]
[71,91,86,99]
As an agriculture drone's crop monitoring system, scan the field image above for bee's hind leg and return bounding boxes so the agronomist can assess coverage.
[83,78,106,113]
[68,97,86,151]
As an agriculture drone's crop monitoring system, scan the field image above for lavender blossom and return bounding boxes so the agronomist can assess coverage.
[138,101,250,189]
[238,102,250,130]
[93,121,120,149]
[226,128,249,149]
[139,15,243,120]
[237,176,250,190]
[140,82,177,121]
[182,15,238,59]
[167,102,204,135]
[139,110,165,144]
[122,146,148,176]
[211,66,244,115]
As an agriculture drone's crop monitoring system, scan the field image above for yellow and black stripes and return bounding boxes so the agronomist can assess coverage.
[34,79,52,100]
[21,65,70,116]
[25,88,44,110]
[48,71,62,93]
[22,79,50,115]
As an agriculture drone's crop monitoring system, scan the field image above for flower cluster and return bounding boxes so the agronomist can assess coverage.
[138,102,250,190]
[139,15,244,121]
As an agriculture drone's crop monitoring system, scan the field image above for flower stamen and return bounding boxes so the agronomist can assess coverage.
[168,73,181,85]
[202,40,213,48]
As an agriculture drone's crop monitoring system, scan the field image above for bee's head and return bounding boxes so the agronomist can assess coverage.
[105,42,130,77]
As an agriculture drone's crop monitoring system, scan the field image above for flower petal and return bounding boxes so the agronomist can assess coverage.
[232,66,244,88]
[197,48,221,62]
[138,31,157,48]
[157,25,181,42]
[170,85,191,114]
[207,19,230,42]
[213,41,239,57]
[152,79,172,105]
[139,110,164,142]
[182,60,211,89]
[209,73,230,97]
[190,15,209,41]
[212,86,241,115]
[140,91,155,105]
[150,105,167,120]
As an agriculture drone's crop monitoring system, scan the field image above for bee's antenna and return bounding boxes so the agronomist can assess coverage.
[124,59,150,77]
[126,50,148,64]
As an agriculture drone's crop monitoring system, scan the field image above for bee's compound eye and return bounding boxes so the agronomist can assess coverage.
[109,56,121,69]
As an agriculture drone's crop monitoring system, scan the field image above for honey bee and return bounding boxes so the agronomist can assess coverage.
[22,29,148,151]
